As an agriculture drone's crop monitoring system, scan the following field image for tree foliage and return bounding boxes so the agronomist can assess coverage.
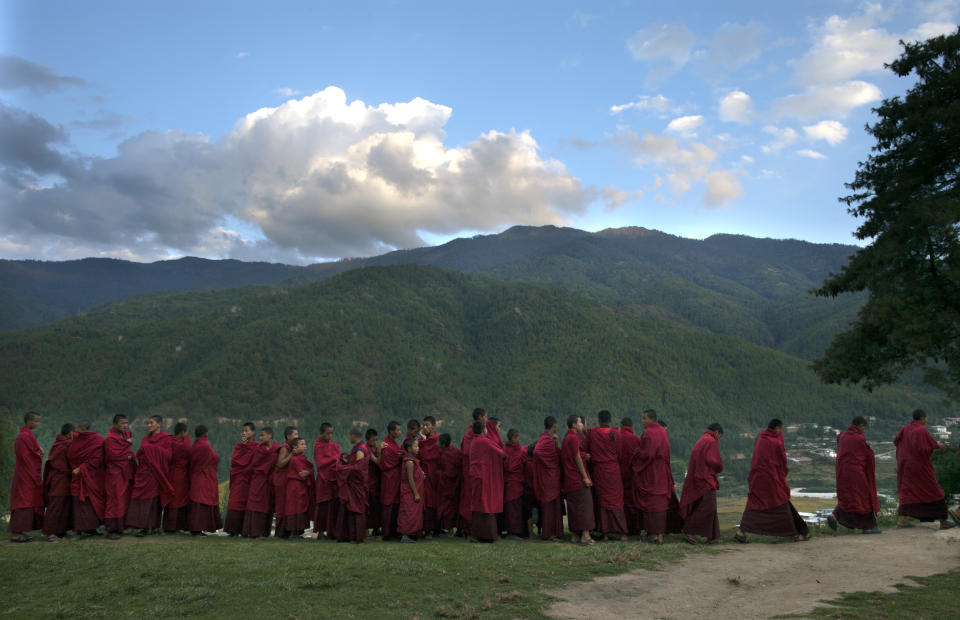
[815,30,960,398]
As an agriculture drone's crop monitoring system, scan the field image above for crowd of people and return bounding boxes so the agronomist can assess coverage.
[8,407,958,544]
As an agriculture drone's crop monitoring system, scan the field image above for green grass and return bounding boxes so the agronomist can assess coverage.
[0,534,697,619]
[780,570,960,619]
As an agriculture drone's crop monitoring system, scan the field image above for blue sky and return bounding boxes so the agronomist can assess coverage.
[1,1,957,263]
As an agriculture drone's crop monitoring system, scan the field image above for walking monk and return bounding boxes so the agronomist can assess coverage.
[632,409,676,544]
[127,415,174,536]
[736,419,810,542]
[894,409,953,528]
[224,422,258,536]
[435,433,461,536]
[242,427,281,538]
[9,412,44,542]
[42,423,74,541]
[679,423,724,544]
[469,420,506,542]
[68,420,106,536]
[104,415,136,539]
[187,425,221,535]
[379,421,404,540]
[533,416,563,541]
[313,422,340,539]
[163,423,190,533]
[617,417,643,535]
[828,416,881,534]
[335,427,368,543]
[561,414,595,545]
[398,437,425,543]
[502,429,526,540]
[586,410,628,541]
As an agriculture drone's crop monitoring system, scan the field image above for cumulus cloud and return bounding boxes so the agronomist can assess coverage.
[666,115,705,137]
[703,171,742,207]
[0,102,71,176]
[0,55,88,93]
[610,94,681,116]
[600,185,644,210]
[761,126,799,154]
[717,90,754,123]
[797,149,827,160]
[627,23,697,79]
[273,87,300,97]
[0,87,596,262]
[771,80,882,120]
[803,120,849,145]
[615,130,716,195]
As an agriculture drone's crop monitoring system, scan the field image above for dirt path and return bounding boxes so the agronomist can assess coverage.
[545,525,960,620]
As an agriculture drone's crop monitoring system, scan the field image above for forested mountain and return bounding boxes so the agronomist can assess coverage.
[0,264,946,484]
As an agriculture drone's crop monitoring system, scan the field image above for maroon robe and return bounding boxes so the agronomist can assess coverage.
[68,430,106,530]
[242,442,281,537]
[163,435,191,531]
[42,434,73,536]
[335,443,368,542]
[313,437,341,537]
[895,421,947,519]
[679,430,723,539]
[586,425,627,535]
[127,430,174,530]
[561,429,595,534]
[187,436,221,532]
[740,429,807,538]
[617,426,643,534]
[419,432,439,532]
[436,445,461,530]
[379,436,403,538]
[103,428,136,532]
[533,432,563,539]
[470,434,506,541]
[398,454,425,536]
[281,454,314,534]
[365,441,381,530]
[458,426,478,523]
[10,426,44,533]
[225,439,258,534]
[503,442,525,536]
[833,426,880,529]
[632,423,676,535]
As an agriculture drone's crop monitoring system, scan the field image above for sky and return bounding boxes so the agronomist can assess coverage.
[0,1,957,264]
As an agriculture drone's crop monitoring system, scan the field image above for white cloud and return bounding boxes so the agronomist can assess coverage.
[797,149,827,160]
[771,80,882,120]
[740,154,754,164]
[610,94,680,116]
[600,185,644,210]
[666,115,705,137]
[761,126,799,153]
[236,52,249,58]
[706,22,765,70]
[717,90,754,123]
[704,170,742,207]
[627,23,697,79]
[803,120,849,145]
[273,87,300,97]
[615,130,716,196]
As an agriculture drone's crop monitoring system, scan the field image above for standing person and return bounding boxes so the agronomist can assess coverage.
[162,423,190,533]
[459,408,487,536]
[335,427,368,543]
[533,416,563,542]
[561,415,595,545]
[68,420,106,536]
[273,426,298,539]
[42,423,74,541]
[379,421,404,540]
[469,420,506,542]
[103,415,136,539]
[435,433,461,536]
[894,409,953,528]
[313,422,340,539]
[225,422,258,536]
[829,416,882,534]
[522,444,539,538]
[398,437,425,543]
[364,428,381,536]
[679,423,724,544]
[9,412,45,542]
[618,417,643,536]
[419,416,440,537]
[502,429,526,540]
[631,409,676,544]
[736,419,810,543]
[187,425,221,535]
[280,437,314,539]
[586,410,628,541]
[127,415,174,536]
[242,427,281,538]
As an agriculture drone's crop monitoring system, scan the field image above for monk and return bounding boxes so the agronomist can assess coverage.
[364,428,381,536]
[828,416,881,534]
[242,427,281,538]
[631,409,676,544]
[162,422,190,533]
[561,414,595,545]
[334,427,368,543]
[435,432,461,536]
[533,416,563,541]
[419,415,440,536]
[68,420,106,536]
[42,423,74,541]
[185,425,221,535]
[103,415,136,539]
[224,422,258,536]
[894,409,953,528]
[313,422,340,539]
[10,412,45,542]
[469,420,506,542]
[522,444,539,538]
[679,423,724,544]
[398,437,425,543]
[379,421,404,540]
[502,429,526,540]
[617,417,643,535]
[280,437,314,539]
[273,426,298,538]
[459,408,487,535]
[736,419,810,542]
[127,415,174,536]
[586,410,628,541]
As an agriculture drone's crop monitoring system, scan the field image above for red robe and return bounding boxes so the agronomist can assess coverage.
[43,434,73,501]
[379,437,403,506]
[679,430,723,516]
[313,438,341,504]
[469,435,506,514]
[189,437,220,506]
[286,454,315,517]
[458,426,478,520]
[365,442,381,505]
[337,443,369,514]
[617,426,642,508]
[419,433,439,510]
[586,425,623,510]
[894,421,945,505]
[167,436,191,509]
[132,431,174,505]
[532,432,561,504]
[436,445,461,521]
[68,430,106,518]
[273,443,295,518]
[835,426,880,514]
[398,454,425,534]
[227,440,258,511]
[745,429,790,511]
[246,442,281,514]
[561,430,588,494]
[503,443,525,503]
[10,426,43,514]
[632,423,674,512]
[104,428,136,519]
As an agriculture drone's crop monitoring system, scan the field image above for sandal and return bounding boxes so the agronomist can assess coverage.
[734,532,748,544]
[684,534,699,545]
[10,535,32,543]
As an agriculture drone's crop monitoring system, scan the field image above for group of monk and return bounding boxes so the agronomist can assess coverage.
[8,407,958,545]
